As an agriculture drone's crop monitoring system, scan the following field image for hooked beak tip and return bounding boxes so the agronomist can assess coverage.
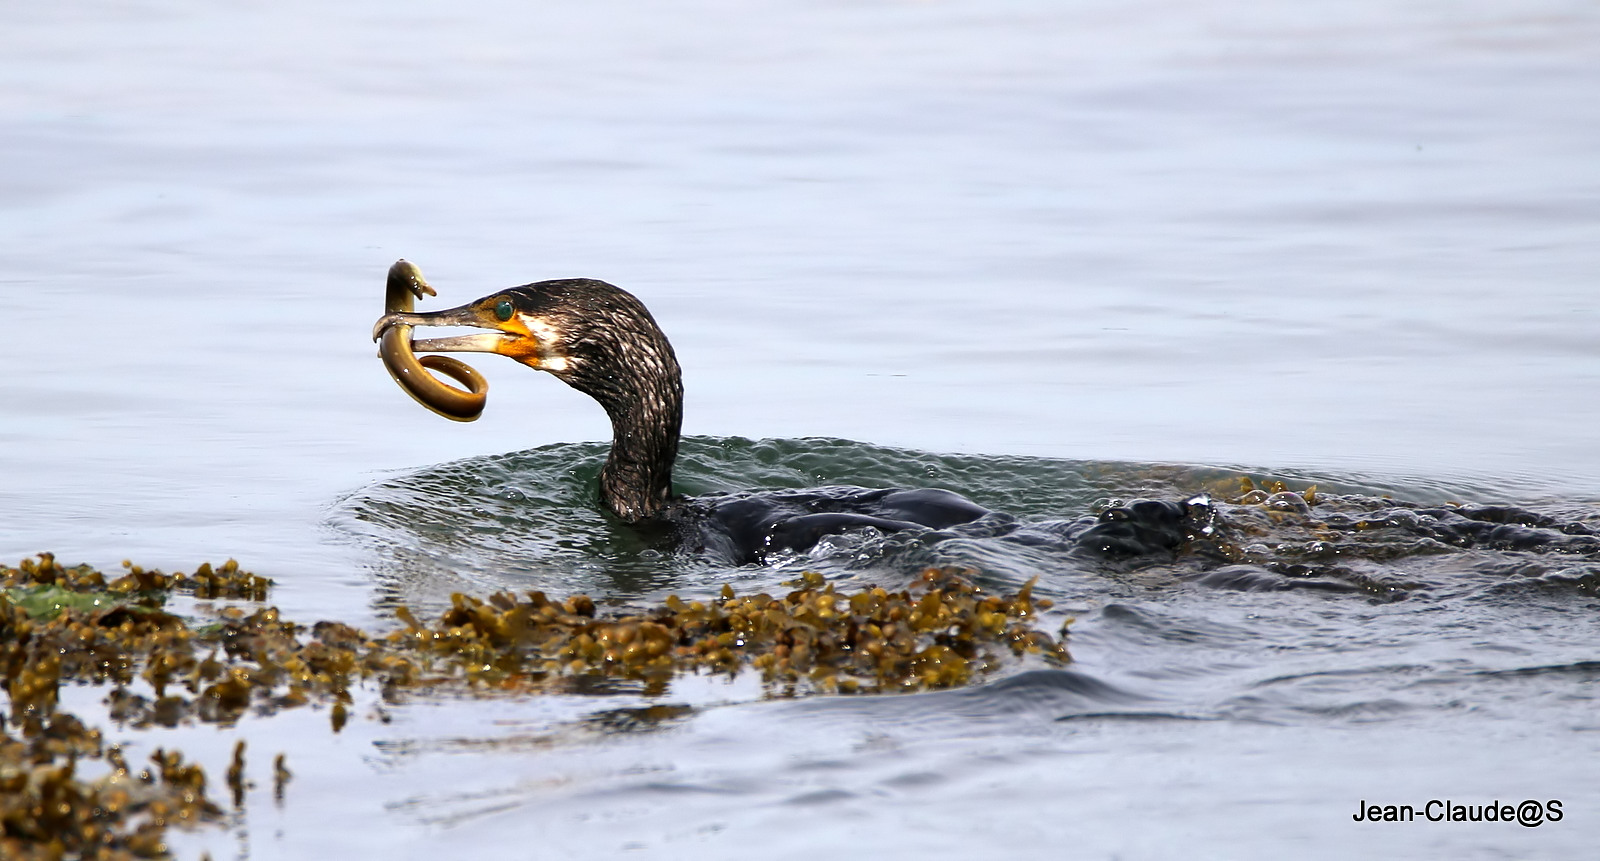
[372,314,398,342]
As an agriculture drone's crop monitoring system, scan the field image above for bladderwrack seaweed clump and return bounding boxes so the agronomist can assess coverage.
[1,553,1069,856]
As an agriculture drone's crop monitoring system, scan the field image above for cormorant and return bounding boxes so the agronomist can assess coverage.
[371,261,1600,578]
[372,260,992,563]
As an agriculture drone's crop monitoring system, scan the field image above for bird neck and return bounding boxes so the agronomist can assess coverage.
[586,355,682,523]
[599,400,680,522]
[533,279,684,523]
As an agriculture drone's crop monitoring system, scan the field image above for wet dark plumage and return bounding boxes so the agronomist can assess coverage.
[505,280,684,523]
[376,273,1242,566]
[381,269,1600,577]
[408,278,1003,562]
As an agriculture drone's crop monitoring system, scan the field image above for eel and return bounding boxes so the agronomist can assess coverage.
[377,259,488,421]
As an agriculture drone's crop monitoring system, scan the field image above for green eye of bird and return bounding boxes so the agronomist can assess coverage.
[495,299,514,322]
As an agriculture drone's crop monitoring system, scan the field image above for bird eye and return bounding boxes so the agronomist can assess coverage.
[494,299,514,322]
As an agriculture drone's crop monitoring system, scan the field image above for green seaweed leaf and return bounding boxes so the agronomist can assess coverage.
[2,584,135,620]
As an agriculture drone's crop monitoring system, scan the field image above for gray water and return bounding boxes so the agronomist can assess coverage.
[4,1,1600,858]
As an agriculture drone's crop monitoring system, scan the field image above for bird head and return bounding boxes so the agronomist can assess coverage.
[373,287,573,373]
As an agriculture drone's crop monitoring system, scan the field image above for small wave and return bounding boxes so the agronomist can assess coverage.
[1468,660,1600,680]
[1054,711,1211,723]
[1182,564,1367,594]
